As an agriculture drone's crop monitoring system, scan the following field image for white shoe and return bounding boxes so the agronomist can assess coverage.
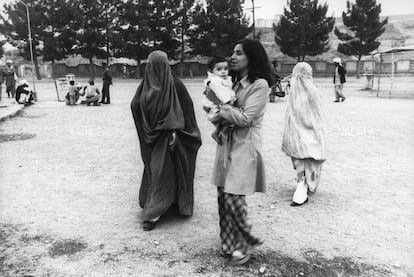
[292,180,308,205]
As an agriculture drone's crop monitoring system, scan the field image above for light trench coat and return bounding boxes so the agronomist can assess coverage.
[211,77,269,195]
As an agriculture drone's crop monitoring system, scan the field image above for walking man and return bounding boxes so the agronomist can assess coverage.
[100,66,112,104]
[333,57,346,102]
[4,60,17,99]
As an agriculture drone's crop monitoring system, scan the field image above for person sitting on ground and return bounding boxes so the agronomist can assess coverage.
[65,80,83,105]
[202,55,235,144]
[15,80,34,105]
[83,79,101,106]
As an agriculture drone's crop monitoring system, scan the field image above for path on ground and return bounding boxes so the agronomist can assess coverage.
[0,78,413,276]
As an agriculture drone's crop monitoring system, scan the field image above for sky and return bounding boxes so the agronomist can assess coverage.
[243,0,414,19]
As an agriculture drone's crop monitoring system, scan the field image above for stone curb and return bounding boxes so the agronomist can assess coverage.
[0,104,25,122]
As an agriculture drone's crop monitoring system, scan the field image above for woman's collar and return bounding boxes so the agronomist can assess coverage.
[240,75,250,88]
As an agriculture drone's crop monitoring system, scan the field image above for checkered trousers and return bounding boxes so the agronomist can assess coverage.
[217,187,261,254]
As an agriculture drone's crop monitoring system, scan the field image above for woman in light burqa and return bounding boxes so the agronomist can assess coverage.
[282,62,326,206]
[131,50,202,231]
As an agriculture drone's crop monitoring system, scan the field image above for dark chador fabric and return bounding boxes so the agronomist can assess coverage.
[131,51,202,221]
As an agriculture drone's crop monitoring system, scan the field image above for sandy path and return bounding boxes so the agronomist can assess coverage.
[0,78,413,276]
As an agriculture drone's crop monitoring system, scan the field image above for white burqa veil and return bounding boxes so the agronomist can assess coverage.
[282,62,326,161]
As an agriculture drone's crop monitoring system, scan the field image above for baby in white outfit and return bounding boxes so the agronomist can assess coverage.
[202,56,236,144]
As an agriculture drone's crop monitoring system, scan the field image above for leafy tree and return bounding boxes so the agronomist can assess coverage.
[113,0,187,77]
[335,0,388,78]
[189,0,251,57]
[0,0,44,79]
[70,0,109,77]
[112,0,153,78]
[101,0,123,65]
[147,0,183,58]
[273,0,335,61]
[40,0,77,78]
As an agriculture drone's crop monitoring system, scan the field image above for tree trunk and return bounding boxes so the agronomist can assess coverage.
[356,56,362,79]
[105,7,110,66]
[33,55,41,80]
[89,57,96,78]
[136,60,141,79]
[51,60,55,79]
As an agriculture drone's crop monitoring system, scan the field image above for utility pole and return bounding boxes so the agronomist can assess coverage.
[246,0,261,39]
[19,1,36,92]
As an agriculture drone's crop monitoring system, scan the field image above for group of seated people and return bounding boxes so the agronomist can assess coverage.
[65,79,101,106]
[15,80,36,105]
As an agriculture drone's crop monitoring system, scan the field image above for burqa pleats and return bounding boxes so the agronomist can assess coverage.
[131,51,201,221]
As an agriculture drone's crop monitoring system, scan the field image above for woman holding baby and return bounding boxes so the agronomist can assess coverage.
[205,39,274,264]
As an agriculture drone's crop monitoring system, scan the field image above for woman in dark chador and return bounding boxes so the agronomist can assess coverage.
[131,50,202,231]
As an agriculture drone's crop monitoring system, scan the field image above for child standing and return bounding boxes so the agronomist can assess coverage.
[202,56,235,144]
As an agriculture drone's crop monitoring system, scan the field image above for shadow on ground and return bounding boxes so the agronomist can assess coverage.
[192,248,391,277]
[0,223,88,276]
[0,223,397,277]
[0,133,36,143]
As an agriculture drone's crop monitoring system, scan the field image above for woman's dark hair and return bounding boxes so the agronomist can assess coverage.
[231,39,274,86]
[208,55,228,71]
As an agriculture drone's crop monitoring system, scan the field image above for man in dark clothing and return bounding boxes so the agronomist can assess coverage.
[4,60,17,98]
[100,66,112,104]
[333,57,346,102]
[0,67,3,101]
[15,80,34,105]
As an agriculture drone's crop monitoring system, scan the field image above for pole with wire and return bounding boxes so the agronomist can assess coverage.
[246,0,261,39]
[19,1,36,94]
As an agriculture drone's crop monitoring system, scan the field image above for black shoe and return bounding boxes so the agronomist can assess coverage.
[143,220,157,231]
[341,97,346,102]
[290,198,308,207]
[219,251,233,259]
[334,100,340,102]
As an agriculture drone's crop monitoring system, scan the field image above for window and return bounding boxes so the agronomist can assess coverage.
[396,60,410,72]
[345,61,357,71]
[315,62,326,71]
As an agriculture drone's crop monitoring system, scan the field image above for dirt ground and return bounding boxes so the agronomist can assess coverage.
[0,77,413,277]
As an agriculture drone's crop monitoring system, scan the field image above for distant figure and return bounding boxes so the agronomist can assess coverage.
[4,60,17,98]
[131,50,202,231]
[0,66,3,101]
[333,57,346,102]
[282,62,326,206]
[15,80,35,105]
[83,79,101,106]
[100,66,112,104]
[65,80,83,105]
